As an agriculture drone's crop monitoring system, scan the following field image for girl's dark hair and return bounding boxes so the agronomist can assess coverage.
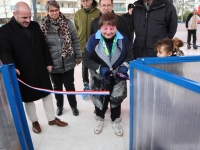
[99,13,118,28]
[155,38,184,55]
[45,0,60,11]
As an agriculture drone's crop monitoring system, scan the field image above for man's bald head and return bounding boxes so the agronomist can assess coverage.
[14,2,31,13]
[13,2,31,28]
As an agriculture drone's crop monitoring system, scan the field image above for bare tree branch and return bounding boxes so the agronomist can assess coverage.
[174,0,194,22]
[0,0,10,23]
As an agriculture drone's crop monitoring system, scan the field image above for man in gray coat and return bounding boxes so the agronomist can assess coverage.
[0,2,68,134]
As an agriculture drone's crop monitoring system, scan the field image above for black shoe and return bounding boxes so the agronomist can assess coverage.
[187,44,191,49]
[56,107,63,116]
[193,44,198,49]
[72,107,79,116]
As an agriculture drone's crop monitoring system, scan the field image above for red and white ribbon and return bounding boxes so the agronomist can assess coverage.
[17,78,109,95]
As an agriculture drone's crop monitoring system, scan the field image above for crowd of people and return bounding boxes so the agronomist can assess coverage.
[0,0,199,137]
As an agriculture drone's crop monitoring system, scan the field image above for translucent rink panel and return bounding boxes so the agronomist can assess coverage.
[132,69,200,150]
[150,62,200,83]
[0,73,20,150]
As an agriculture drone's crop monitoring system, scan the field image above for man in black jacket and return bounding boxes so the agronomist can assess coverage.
[132,0,177,59]
[122,3,135,44]
[90,0,131,42]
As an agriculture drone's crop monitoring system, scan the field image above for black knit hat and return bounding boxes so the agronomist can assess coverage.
[128,4,134,10]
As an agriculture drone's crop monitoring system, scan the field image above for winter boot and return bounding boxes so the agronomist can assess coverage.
[112,118,123,136]
[187,43,191,49]
[193,44,198,50]
[94,116,104,134]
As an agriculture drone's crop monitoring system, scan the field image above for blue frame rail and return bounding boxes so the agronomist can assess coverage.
[135,55,200,64]
[0,64,34,150]
[129,56,200,150]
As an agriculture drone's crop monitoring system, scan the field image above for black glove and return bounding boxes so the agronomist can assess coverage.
[115,66,129,80]
[100,66,111,81]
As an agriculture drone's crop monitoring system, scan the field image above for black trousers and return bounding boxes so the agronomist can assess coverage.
[187,29,197,45]
[50,69,77,108]
[82,53,89,83]
[95,102,121,122]
[95,78,121,121]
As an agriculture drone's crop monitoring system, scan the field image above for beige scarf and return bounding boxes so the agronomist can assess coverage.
[190,14,199,29]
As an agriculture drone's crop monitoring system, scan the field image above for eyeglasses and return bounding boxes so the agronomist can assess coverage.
[49,8,59,13]
[101,26,116,31]
[100,4,112,8]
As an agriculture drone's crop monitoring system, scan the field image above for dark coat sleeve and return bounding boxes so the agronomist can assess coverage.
[0,26,15,64]
[83,36,101,71]
[117,16,131,42]
[124,36,134,63]
[185,14,192,28]
[90,17,99,36]
[165,2,178,39]
[90,19,95,36]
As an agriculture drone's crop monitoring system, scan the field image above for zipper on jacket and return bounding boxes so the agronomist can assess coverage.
[55,29,65,72]
[144,12,148,49]
[143,12,147,28]
[86,14,88,41]
[144,3,165,48]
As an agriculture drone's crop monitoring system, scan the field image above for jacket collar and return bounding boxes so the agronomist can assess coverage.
[134,0,166,9]
[95,29,124,40]
[81,0,98,14]
[99,10,115,17]
[10,17,33,43]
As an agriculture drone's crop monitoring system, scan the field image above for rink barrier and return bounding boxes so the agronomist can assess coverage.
[129,56,200,150]
[0,63,110,150]
[0,64,34,150]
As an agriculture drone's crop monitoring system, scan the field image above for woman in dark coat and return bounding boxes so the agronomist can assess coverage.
[0,2,67,134]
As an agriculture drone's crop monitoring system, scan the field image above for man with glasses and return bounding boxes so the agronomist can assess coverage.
[74,0,100,93]
[90,0,131,42]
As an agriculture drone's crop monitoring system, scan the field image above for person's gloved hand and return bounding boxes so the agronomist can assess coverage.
[115,66,129,80]
[76,58,82,65]
[100,66,111,81]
